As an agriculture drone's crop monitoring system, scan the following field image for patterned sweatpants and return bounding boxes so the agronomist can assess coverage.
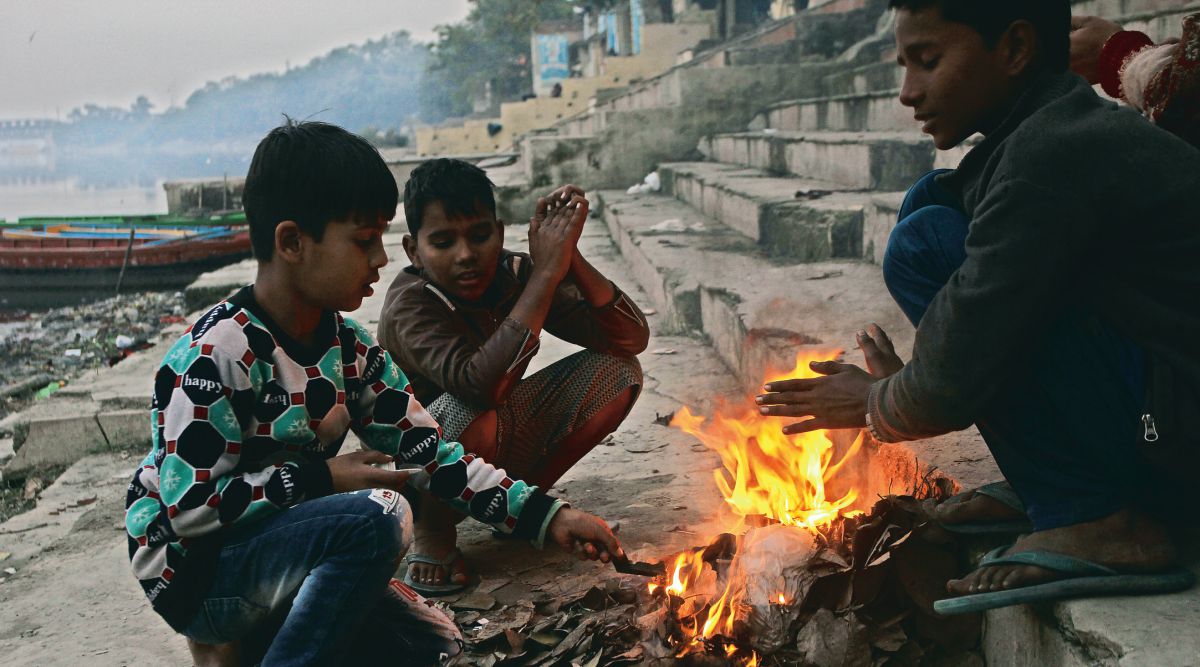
[426,350,642,481]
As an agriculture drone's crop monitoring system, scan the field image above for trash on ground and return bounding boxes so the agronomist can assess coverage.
[625,171,662,195]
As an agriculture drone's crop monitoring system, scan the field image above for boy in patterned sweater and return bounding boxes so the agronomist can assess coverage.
[124,121,622,665]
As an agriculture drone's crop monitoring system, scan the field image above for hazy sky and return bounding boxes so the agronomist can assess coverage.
[0,0,471,121]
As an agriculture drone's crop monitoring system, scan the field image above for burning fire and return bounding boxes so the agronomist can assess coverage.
[646,350,867,664]
[672,349,864,531]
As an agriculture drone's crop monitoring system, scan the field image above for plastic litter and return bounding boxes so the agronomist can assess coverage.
[625,171,662,195]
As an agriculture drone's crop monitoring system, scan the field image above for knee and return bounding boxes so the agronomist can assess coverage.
[900,169,955,215]
[882,207,957,288]
[580,350,643,387]
[881,214,923,291]
[342,491,412,564]
[613,354,643,388]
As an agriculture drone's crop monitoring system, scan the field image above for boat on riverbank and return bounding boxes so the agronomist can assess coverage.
[0,212,250,310]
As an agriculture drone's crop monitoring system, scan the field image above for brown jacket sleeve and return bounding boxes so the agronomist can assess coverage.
[544,279,651,356]
[381,283,540,409]
[500,253,649,356]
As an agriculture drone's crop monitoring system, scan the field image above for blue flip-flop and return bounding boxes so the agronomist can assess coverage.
[933,546,1196,615]
[402,548,471,597]
[934,481,1033,535]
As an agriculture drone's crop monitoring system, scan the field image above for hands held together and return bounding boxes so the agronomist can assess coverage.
[528,184,588,285]
[755,324,903,435]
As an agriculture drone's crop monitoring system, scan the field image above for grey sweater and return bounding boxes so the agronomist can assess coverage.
[868,71,1200,467]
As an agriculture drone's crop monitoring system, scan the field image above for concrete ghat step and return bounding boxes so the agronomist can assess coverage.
[985,543,1200,666]
[598,63,832,115]
[699,130,936,190]
[821,61,904,98]
[594,189,997,491]
[763,89,910,133]
[1073,1,1200,42]
[658,161,885,261]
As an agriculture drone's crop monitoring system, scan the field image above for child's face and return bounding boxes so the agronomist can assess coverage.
[298,216,390,312]
[403,200,503,303]
[895,7,1020,150]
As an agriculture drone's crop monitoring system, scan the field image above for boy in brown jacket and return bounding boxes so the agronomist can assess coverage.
[378,158,648,594]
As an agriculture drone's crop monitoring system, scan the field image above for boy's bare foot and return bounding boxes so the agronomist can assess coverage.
[946,509,1178,595]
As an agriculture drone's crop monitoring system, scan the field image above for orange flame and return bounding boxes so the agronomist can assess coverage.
[648,351,864,664]
[671,349,863,531]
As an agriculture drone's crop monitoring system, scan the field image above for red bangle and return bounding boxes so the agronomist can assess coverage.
[1098,30,1155,99]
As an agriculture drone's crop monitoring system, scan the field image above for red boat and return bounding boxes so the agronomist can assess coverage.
[0,213,251,310]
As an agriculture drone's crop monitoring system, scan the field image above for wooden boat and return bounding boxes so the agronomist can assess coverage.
[0,212,251,310]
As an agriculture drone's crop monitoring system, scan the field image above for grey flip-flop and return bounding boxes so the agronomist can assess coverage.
[935,481,1034,535]
[402,548,471,597]
[933,546,1196,615]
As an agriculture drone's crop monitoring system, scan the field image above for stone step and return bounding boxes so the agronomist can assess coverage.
[593,188,996,488]
[821,61,904,98]
[589,62,833,118]
[659,161,891,261]
[985,544,1200,666]
[699,130,936,190]
[595,188,898,381]
[762,89,910,133]
[1072,0,1200,43]
[1119,2,1200,42]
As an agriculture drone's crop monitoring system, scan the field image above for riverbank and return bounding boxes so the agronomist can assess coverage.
[0,291,187,423]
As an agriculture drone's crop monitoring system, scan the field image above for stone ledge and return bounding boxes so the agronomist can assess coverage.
[659,161,877,261]
[700,130,935,190]
[984,545,1200,666]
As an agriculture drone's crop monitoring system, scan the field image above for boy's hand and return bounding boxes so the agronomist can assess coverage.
[528,193,588,285]
[328,450,412,493]
[857,324,904,379]
[1070,15,1123,84]
[756,360,874,435]
[542,184,586,215]
[546,507,624,563]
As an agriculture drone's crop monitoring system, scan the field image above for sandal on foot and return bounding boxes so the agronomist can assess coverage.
[402,549,471,597]
[933,546,1196,615]
[934,481,1033,535]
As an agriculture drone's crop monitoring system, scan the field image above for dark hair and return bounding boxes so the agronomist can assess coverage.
[402,158,496,236]
[243,120,398,260]
[888,0,1070,72]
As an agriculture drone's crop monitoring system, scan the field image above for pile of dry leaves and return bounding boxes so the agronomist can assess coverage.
[443,491,987,666]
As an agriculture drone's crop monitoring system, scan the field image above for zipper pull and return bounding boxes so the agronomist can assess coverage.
[1141,413,1159,442]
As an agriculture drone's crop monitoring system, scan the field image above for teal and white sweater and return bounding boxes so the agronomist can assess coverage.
[125,286,563,630]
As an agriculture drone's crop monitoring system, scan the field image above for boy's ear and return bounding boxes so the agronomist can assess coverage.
[998,19,1038,78]
[274,220,305,264]
[401,234,422,268]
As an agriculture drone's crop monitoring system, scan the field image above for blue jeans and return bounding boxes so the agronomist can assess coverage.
[883,171,1155,531]
[182,489,413,666]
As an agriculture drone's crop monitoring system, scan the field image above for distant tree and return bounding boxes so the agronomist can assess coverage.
[419,0,577,122]
[130,96,154,117]
[44,31,428,181]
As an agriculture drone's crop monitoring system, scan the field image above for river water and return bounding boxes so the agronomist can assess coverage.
[0,179,167,222]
